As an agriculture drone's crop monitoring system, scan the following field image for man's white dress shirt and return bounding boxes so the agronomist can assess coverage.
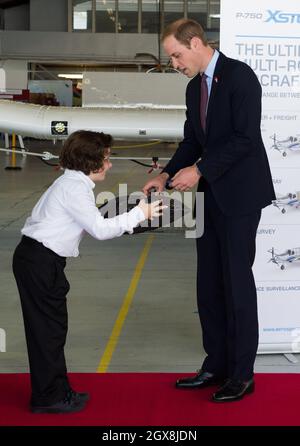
[22,169,145,257]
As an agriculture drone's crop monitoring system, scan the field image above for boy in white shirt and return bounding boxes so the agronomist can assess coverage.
[13,130,163,414]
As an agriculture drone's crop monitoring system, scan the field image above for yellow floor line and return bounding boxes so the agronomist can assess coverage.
[97,233,155,373]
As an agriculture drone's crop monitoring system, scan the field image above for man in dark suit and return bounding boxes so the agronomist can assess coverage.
[143,19,275,402]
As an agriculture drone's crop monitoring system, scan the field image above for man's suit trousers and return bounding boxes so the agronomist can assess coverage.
[196,185,261,381]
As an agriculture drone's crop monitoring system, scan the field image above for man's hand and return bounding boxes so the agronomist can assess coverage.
[142,172,169,195]
[171,165,201,191]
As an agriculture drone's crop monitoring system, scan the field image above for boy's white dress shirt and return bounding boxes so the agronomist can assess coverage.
[22,169,145,257]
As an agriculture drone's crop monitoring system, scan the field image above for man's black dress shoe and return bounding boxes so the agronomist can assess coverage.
[31,391,86,414]
[176,370,224,389]
[212,378,255,402]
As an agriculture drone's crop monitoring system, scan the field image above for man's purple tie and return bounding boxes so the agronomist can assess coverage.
[200,73,208,132]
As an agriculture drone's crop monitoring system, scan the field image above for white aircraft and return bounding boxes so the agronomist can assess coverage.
[268,247,300,270]
[270,134,300,157]
[0,100,185,141]
[272,192,300,213]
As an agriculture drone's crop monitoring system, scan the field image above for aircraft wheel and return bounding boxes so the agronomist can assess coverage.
[280,265,285,270]
[283,152,287,157]
[281,209,286,214]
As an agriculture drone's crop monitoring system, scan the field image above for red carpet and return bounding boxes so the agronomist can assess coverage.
[0,373,300,426]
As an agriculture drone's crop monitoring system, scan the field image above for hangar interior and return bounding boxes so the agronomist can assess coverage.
[1,0,299,382]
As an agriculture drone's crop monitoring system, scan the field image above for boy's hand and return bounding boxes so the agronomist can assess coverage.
[138,199,168,220]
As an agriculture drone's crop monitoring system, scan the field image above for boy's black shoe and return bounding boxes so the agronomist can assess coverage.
[31,391,86,414]
[68,388,90,402]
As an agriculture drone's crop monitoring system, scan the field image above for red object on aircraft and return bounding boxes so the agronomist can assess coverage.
[0,89,29,102]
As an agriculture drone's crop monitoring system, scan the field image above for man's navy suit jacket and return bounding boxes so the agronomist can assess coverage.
[163,51,276,217]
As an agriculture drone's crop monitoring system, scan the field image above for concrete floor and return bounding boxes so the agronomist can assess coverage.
[1,138,300,374]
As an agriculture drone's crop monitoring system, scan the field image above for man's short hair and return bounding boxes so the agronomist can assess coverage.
[59,130,113,175]
[162,18,208,48]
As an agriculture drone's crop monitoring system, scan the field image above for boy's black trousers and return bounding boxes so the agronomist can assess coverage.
[13,235,71,406]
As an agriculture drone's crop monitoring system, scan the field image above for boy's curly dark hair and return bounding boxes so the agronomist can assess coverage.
[59,130,113,175]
